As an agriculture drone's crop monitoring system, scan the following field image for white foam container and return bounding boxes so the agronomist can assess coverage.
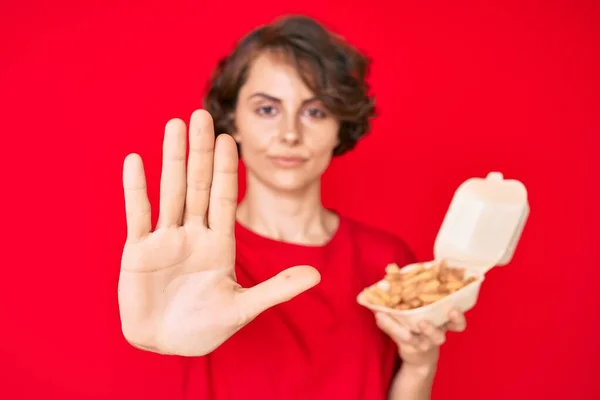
[357,172,530,332]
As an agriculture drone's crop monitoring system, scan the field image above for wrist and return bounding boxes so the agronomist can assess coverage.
[399,362,438,379]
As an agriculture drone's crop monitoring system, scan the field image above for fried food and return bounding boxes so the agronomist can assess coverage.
[362,260,477,310]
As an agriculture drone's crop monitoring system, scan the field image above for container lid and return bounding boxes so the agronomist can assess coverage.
[433,172,530,274]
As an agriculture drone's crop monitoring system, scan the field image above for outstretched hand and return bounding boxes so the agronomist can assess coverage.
[118,109,320,356]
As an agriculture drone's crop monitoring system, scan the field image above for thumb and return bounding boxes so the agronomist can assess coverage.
[235,265,321,321]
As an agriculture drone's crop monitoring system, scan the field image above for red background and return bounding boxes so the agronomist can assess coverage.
[1,0,598,399]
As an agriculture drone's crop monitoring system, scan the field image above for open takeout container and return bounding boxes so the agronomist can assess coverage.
[357,172,530,331]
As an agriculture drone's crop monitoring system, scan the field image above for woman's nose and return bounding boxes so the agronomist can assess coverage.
[280,130,300,145]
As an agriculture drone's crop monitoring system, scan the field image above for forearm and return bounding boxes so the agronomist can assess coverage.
[388,364,437,400]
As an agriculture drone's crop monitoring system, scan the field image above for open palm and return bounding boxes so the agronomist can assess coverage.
[118,110,320,356]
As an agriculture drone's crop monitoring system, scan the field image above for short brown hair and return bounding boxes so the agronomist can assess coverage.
[203,15,376,156]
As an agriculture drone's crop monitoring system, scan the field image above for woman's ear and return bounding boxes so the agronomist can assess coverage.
[334,132,341,150]
[228,112,241,143]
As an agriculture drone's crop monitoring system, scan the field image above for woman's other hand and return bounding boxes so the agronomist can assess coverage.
[375,309,467,369]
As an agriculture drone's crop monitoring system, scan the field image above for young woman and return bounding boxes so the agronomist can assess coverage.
[118,15,467,400]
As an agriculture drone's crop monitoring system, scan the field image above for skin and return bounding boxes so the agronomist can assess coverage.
[118,50,467,399]
[232,51,340,245]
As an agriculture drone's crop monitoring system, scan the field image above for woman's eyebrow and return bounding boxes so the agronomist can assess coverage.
[248,92,318,105]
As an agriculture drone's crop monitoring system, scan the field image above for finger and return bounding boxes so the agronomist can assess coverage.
[123,153,152,241]
[235,265,321,322]
[446,309,467,332]
[184,109,215,226]
[208,134,239,235]
[375,313,413,342]
[157,118,188,228]
[418,321,446,346]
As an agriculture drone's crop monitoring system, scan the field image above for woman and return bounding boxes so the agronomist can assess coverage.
[119,15,467,400]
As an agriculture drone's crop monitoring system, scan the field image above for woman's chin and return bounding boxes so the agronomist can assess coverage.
[245,166,321,194]
[264,174,318,194]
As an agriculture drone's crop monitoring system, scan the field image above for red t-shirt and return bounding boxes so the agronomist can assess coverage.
[184,214,415,400]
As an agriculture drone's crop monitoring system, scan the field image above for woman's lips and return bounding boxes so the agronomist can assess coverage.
[268,156,307,168]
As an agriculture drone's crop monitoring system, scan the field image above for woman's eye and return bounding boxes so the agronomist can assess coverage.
[257,105,277,116]
[306,108,326,119]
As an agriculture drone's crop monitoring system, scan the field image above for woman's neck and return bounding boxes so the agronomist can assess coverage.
[236,175,339,246]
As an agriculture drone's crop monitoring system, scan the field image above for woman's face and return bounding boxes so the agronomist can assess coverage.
[232,51,340,192]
